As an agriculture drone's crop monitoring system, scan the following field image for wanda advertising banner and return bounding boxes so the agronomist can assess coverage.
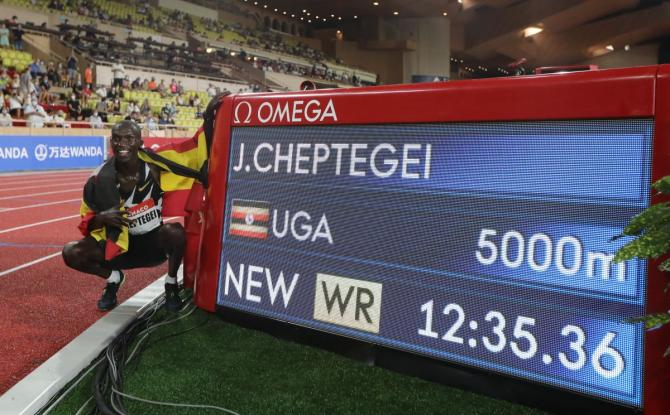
[0,135,105,172]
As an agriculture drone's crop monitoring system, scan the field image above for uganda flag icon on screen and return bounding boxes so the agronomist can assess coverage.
[229,199,271,239]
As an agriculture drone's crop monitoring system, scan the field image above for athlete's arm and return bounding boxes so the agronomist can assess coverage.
[88,209,129,230]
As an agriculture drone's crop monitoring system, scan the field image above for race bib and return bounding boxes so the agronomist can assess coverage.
[127,199,161,235]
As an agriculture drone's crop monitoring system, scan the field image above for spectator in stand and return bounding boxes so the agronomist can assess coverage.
[47,62,60,86]
[140,97,151,114]
[12,24,25,51]
[166,42,176,66]
[32,79,41,100]
[30,60,40,79]
[158,113,169,126]
[161,102,177,122]
[52,109,67,127]
[5,65,16,80]
[145,112,158,130]
[0,70,8,91]
[176,80,183,94]
[8,91,22,117]
[157,79,168,97]
[24,98,47,128]
[0,24,10,48]
[10,73,20,93]
[124,110,141,123]
[66,51,78,87]
[206,83,216,97]
[37,60,47,78]
[111,62,125,88]
[175,94,184,106]
[192,95,201,108]
[0,107,12,127]
[80,82,92,106]
[67,93,82,120]
[88,110,103,128]
[95,84,108,99]
[84,63,93,88]
[95,98,107,120]
[169,79,177,94]
[131,77,141,89]
[109,86,124,100]
[57,62,67,87]
[39,77,51,104]
[73,80,83,98]
[126,100,140,115]
[147,77,157,91]
[110,97,121,114]
[19,69,32,98]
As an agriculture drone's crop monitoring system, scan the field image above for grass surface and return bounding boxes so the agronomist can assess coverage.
[47,306,552,415]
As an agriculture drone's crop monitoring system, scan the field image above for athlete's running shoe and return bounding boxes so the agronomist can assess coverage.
[97,271,125,311]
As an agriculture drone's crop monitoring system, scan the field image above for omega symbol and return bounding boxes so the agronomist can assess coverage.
[233,101,252,124]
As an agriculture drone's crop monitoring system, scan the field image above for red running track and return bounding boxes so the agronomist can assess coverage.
[0,170,175,394]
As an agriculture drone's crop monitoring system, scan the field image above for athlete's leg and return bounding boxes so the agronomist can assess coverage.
[62,236,111,279]
[156,223,186,279]
[156,223,186,312]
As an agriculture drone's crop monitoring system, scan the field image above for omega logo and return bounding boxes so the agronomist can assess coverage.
[233,101,253,124]
[233,99,338,125]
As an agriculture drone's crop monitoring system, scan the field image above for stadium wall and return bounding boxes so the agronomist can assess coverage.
[399,17,451,82]
[94,63,246,93]
[334,41,403,84]
[0,4,49,26]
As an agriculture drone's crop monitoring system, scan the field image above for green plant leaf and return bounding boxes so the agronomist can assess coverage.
[660,258,670,273]
[627,312,670,329]
[653,176,670,195]
[614,223,670,262]
[621,202,670,236]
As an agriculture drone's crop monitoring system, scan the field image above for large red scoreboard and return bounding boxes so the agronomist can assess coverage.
[189,65,670,414]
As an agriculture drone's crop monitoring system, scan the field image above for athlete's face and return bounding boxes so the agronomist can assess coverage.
[111,125,142,162]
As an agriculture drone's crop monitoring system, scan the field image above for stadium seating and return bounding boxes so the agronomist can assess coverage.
[0,49,34,71]
[3,0,374,85]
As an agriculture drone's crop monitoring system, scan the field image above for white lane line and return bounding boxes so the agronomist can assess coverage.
[0,217,181,277]
[0,252,61,277]
[0,181,84,193]
[0,198,80,213]
[0,215,80,234]
[0,175,90,187]
[0,169,85,177]
[0,215,179,277]
[0,171,87,179]
[0,189,81,201]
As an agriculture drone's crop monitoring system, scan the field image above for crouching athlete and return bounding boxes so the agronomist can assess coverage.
[62,121,185,312]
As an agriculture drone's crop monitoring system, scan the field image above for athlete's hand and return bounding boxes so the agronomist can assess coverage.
[96,209,130,229]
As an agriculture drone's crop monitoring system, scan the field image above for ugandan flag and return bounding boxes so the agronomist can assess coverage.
[229,199,270,239]
[78,159,131,260]
[138,127,209,217]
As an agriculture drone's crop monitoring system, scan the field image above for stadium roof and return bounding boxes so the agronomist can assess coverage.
[261,0,670,71]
